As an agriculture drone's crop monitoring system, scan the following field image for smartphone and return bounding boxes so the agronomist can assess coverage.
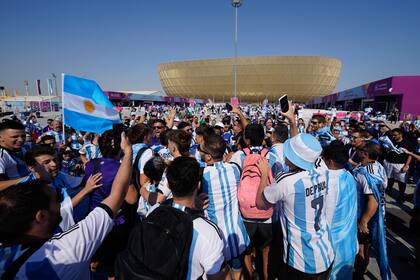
[226,103,233,112]
[112,123,125,150]
[279,94,289,113]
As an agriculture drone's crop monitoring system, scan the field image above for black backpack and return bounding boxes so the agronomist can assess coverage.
[114,203,200,280]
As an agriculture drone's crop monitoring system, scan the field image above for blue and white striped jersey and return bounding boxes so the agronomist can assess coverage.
[310,127,335,148]
[202,161,250,260]
[190,144,205,167]
[44,130,63,147]
[354,161,387,219]
[79,142,102,161]
[137,182,157,217]
[268,143,287,177]
[152,144,173,162]
[325,169,358,280]
[263,168,335,274]
[132,143,154,174]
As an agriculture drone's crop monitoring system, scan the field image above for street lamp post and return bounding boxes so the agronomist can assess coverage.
[232,0,242,100]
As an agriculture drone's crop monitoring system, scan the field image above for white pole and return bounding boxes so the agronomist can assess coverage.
[61,74,65,144]
[46,78,53,112]
[233,5,238,99]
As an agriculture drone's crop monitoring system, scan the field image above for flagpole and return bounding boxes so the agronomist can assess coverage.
[61,74,65,145]
[46,78,53,112]
[24,80,29,112]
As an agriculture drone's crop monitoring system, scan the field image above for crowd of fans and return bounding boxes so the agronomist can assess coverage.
[0,102,419,280]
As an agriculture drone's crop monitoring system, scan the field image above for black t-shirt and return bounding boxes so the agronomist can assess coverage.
[385,139,414,164]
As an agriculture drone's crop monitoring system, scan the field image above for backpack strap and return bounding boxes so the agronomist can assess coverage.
[243,148,251,156]
[260,148,270,158]
[1,240,47,280]
[132,146,150,190]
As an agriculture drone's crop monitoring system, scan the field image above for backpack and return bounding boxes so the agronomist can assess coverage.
[114,202,200,280]
[237,148,273,219]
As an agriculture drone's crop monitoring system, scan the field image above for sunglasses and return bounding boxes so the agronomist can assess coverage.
[153,126,164,130]
[310,121,319,125]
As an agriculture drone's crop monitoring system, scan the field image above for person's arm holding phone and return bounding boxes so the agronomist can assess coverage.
[281,101,298,137]
[231,106,248,130]
[102,133,133,217]
[165,108,176,129]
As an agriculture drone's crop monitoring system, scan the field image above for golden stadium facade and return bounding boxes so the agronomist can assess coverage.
[158,56,341,103]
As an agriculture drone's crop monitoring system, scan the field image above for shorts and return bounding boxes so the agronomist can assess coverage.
[282,262,333,280]
[244,221,272,253]
[228,254,244,271]
[384,160,407,183]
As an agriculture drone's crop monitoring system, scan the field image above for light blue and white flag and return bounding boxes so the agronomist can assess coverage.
[62,74,121,133]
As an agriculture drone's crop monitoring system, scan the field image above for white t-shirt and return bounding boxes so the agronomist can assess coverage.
[0,148,29,179]
[148,204,225,280]
[354,161,387,218]
[15,205,114,279]
[132,143,154,174]
[263,169,335,274]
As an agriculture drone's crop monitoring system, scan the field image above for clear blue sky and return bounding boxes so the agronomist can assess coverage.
[1,0,419,96]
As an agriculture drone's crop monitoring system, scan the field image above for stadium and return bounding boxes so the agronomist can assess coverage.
[158,56,342,103]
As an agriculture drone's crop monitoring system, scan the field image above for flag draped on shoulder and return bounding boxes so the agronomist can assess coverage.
[62,74,121,133]
[353,167,391,280]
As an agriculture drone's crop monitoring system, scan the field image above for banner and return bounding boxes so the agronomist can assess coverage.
[47,78,54,96]
[36,79,42,95]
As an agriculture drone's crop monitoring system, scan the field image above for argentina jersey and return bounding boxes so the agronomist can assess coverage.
[325,169,358,280]
[263,168,335,274]
[202,161,250,261]
[268,143,287,177]
[164,202,225,280]
[354,161,387,219]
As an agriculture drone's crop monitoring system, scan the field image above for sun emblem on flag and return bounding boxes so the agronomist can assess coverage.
[84,100,95,113]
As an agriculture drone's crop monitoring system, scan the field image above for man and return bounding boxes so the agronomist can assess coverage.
[79,133,102,165]
[0,120,30,190]
[347,129,367,170]
[167,157,227,279]
[268,124,288,177]
[178,121,193,135]
[229,124,274,279]
[127,124,154,190]
[256,133,334,279]
[308,115,335,147]
[38,134,57,148]
[140,129,192,204]
[353,142,391,280]
[151,119,167,146]
[190,124,215,166]
[200,135,250,279]
[384,128,414,202]
[42,118,54,133]
[43,120,63,148]
[323,141,358,280]
[0,133,132,279]
[117,156,228,280]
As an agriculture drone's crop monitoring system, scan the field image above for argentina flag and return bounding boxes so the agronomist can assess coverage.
[62,74,121,133]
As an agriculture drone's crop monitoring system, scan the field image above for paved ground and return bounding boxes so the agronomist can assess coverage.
[366,183,419,279]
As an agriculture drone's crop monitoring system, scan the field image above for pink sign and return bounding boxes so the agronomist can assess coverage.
[231,97,239,107]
